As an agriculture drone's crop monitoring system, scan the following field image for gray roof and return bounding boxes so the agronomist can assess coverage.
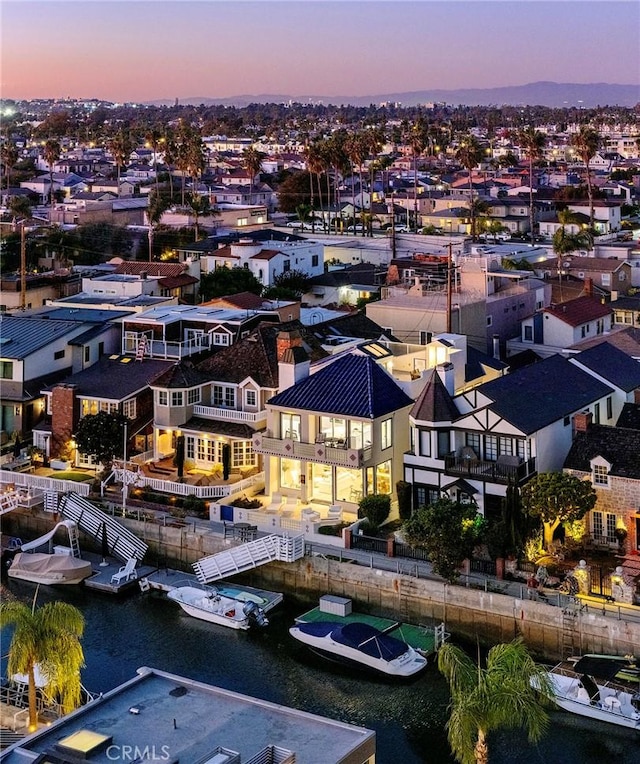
[0,315,84,359]
[477,354,614,435]
[564,424,640,479]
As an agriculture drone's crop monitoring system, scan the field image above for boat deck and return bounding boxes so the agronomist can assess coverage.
[295,606,445,656]
[140,567,284,612]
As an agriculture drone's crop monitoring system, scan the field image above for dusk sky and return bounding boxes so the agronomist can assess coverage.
[2,1,639,103]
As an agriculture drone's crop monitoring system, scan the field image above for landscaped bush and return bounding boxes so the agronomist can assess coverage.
[396,480,412,521]
[318,522,349,537]
[231,496,262,509]
[358,494,390,531]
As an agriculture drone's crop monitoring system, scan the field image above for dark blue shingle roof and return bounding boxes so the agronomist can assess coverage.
[571,342,640,393]
[268,354,413,419]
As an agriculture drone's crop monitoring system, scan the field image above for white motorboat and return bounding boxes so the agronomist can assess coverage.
[538,655,640,730]
[167,585,269,630]
[289,620,428,678]
[8,552,93,585]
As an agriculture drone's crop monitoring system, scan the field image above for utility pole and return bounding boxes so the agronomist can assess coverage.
[446,242,453,333]
[20,222,26,311]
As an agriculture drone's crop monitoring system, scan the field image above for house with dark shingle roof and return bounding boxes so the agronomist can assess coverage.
[564,406,640,560]
[253,352,414,516]
[404,351,621,518]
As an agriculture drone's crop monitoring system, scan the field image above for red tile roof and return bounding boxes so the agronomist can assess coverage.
[543,296,612,327]
[114,262,185,277]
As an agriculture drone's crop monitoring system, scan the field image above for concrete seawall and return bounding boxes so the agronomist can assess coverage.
[5,511,639,661]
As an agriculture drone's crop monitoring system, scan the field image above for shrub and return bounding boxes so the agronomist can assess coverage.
[358,494,390,531]
[396,480,412,521]
[182,493,207,516]
[231,496,262,509]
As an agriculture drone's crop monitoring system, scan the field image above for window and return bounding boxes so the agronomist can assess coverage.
[593,464,609,486]
[245,389,257,408]
[498,436,513,456]
[0,361,13,379]
[594,402,600,424]
[187,388,200,405]
[419,430,431,457]
[437,430,450,458]
[312,254,319,267]
[122,399,136,419]
[606,396,612,420]
[212,332,230,346]
[415,486,440,509]
[564,415,570,426]
[232,440,255,467]
[381,418,392,450]
[171,391,183,407]
[484,434,497,461]
[213,385,235,408]
[465,433,480,454]
[283,259,291,272]
[84,346,90,363]
[618,271,626,281]
[158,390,168,406]
[486,316,493,327]
[419,330,430,345]
[281,412,301,441]
[186,437,195,460]
[54,349,65,360]
[523,325,533,341]
[601,273,611,286]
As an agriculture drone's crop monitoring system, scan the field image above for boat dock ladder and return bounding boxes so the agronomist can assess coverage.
[0,491,19,517]
[193,534,305,584]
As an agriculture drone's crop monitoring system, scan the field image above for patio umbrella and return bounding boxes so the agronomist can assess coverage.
[13,434,22,459]
[100,522,109,566]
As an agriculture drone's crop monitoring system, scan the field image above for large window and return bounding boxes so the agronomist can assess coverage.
[0,361,14,379]
[187,388,200,405]
[232,440,255,468]
[171,391,183,407]
[212,385,235,408]
[381,418,392,450]
[81,399,118,416]
[158,390,168,406]
[122,399,136,419]
[319,416,346,445]
[593,464,609,487]
[281,458,300,489]
[437,430,450,458]
[335,467,361,503]
[281,412,301,441]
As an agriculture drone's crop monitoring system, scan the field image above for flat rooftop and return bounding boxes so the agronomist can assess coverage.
[2,666,375,764]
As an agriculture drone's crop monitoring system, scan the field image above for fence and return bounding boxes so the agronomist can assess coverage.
[351,533,388,554]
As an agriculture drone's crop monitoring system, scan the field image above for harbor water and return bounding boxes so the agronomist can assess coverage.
[2,578,639,764]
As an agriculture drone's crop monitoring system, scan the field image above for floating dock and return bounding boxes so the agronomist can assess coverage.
[295,596,448,657]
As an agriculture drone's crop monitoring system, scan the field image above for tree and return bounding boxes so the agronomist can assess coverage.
[8,195,32,221]
[552,208,593,282]
[199,266,262,301]
[147,189,170,261]
[185,191,214,241]
[108,130,131,197]
[0,596,85,731]
[571,125,600,232]
[276,170,313,213]
[438,639,552,764]
[242,146,265,205]
[43,139,61,207]
[402,498,481,582]
[1,141,19,198]
[455,135,484,241]
[520,472,597,550]
[145,127,163,196]
[358,494,391,531]
[262,269,311,301]
[74,410,129,473]
[405,117,428,231]
[518,127,546,240]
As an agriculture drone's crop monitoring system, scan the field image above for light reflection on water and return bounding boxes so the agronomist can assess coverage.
[2,580,639,764]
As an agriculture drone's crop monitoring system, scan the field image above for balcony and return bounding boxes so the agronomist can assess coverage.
[444,454,536,484]
[252,432,371,467]
[192,405,267,426]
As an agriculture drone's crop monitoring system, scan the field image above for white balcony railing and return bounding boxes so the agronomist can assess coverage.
[192,405,267,425]
[252,432,371,467]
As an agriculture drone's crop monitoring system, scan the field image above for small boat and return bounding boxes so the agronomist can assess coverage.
[289,620,428,677]
[538,655,640,730]
[167,585,269,630]
[7,552,93,585]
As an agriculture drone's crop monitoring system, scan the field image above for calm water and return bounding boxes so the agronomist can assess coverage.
[2,579,639,764]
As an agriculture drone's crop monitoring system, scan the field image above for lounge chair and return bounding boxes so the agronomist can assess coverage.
[280,498,298,518]
[263,493,284,513]
[111,557,138,585]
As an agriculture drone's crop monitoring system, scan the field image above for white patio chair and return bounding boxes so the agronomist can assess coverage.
[111,557,138,585]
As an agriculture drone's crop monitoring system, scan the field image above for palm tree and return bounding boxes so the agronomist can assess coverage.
[43,139,61,207]
[186,191,216,241]
[0,595,85,731]
[518,127,546,241]
[1,141,19,200]
[145,127,163,196]
[147,190,169,261]
[108,130,131,197]
[405,117,428,231]
[242,146,265,206]
[553,208,593,281]
[571,125,600,233]
[438,639,552,764]
[455,135,484,241]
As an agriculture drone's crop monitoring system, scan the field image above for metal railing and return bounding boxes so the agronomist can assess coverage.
[444,454,536,484]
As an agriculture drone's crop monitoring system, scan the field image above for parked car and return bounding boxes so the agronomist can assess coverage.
[346,224,366,232]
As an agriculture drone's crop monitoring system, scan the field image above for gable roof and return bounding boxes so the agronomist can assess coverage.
[113,262,185,278]
[542,296,612,327]
[0,315,84,359]
[564,424,640,479]
[268,353,413,419]
[571,342,640,392]
[477,354,614,434]
[411,369,460,424]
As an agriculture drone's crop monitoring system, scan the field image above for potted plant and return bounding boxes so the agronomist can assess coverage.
[614,526,628,552]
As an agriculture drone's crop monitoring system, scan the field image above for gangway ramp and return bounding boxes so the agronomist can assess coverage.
[193,534,304,584]
[59,492,148,563]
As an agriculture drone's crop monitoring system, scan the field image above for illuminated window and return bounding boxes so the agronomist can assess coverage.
[593,464,609,486]
[381,418,392,450]
[122,399,136,419]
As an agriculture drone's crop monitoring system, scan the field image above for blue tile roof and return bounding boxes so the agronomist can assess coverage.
[478,354,614,435]
[571,342,640,393]
[268,353,413,419]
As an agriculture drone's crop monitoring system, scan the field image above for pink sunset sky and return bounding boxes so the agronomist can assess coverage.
[1,1,639,102]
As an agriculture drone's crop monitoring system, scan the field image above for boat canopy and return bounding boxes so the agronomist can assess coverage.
[332,622,408,661]
[574,656,640,683]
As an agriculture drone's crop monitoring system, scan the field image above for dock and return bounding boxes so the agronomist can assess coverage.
[295,596,448,657]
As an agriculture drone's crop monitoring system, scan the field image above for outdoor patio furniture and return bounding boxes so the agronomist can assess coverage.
[110,557,138,585]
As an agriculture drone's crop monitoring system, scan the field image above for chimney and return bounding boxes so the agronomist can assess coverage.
[492,334,501,360]
[51,384,79,458]
[634,388,640,405]
[573,410,593,434]
[276,330,302,362]
[140,271,147,280]
[584,277,593,297]
[436,361,455,395]
[278,346,310,392]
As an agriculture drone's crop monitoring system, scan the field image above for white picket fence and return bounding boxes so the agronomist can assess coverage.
[0,471,91,497]
[113,468,264,500]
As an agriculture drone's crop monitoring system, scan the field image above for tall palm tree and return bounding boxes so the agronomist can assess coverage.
[455,135,484,241]
[553,208,593,276]
[438,639,552,764]
[108,130,131,198]
[43,139,61,207]
[186,191,215,241]
[147,190,169,261]
[405,117,428,231]
[571,125,600,233]
[518,126,546,242]
[162,130,177,201]
[242,146,265,206]
[186,133,207,198]
[145,127,163,196]
[0,596,85,731]
[304,141,324,232]
[1,141,19,200]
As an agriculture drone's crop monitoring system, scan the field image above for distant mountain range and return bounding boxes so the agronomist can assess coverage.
[148,81,639,109]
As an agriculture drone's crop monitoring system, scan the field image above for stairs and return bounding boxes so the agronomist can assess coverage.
[193,534,305,584]
[0,491,18,516]
[60,492,148,562]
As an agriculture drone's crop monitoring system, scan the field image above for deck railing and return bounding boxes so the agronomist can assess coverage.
[192,405,267,425]
[253,432,371,467]
[443,454,536,484]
